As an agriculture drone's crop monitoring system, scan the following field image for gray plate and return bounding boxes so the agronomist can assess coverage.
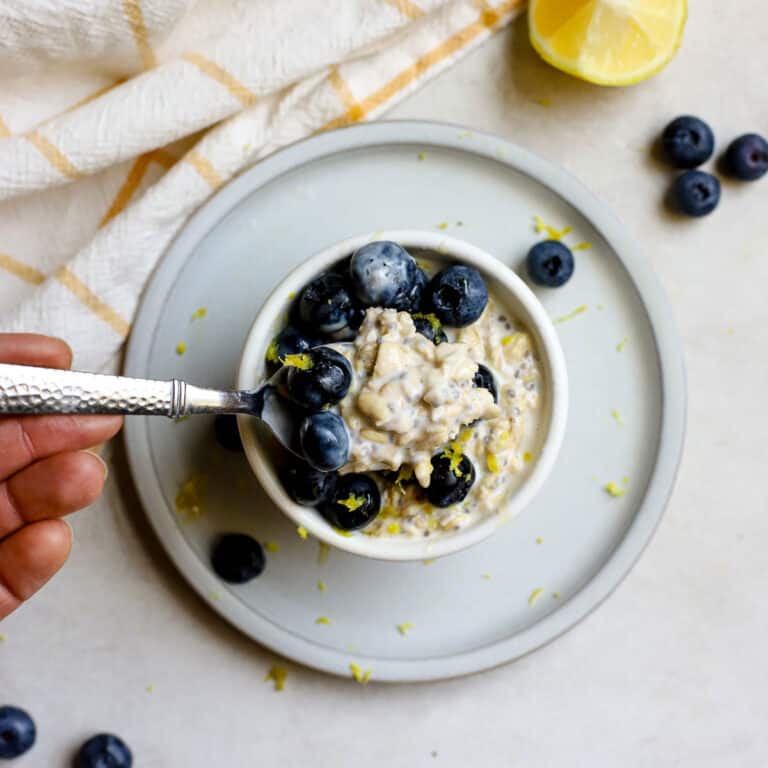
[123,121,686,682]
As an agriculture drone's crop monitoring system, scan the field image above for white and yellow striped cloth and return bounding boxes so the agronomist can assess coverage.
[0,0,522,372]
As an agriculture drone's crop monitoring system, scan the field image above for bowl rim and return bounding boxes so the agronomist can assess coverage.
[236,228,568,561]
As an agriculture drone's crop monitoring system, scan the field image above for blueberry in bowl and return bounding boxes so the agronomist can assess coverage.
[425,264,488,327]
[265,325,322,369]
[285,346,352,410]
[426,447,476,508]
[299,410,350,472]
[298,272,360,339]
[281,460,337,506]
[320,473,381,530]
[350,240,420,310]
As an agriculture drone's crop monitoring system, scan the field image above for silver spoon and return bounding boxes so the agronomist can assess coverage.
[0,362,303,456]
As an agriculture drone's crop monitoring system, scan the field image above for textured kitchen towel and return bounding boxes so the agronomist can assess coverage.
[0,0,523,372]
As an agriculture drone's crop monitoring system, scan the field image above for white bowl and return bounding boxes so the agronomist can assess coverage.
[237,230,568,561]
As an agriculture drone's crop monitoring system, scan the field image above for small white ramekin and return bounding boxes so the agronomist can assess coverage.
[237,230,568,561]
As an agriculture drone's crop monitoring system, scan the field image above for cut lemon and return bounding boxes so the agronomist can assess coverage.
[529,0,687,86]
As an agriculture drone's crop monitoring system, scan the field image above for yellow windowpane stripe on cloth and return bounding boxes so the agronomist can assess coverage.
[65,80,125,115]
[328,68,365,122]
[182,53,258,107]
[26,131,82,180]
[0,116,10,138]
[0,254,46,286]
[184,151,223,190]
[321,0,521,132]
[123,0,157,70]
[381,0,425,19]
[54,268,131,337]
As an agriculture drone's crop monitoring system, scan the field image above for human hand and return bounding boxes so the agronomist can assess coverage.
[0,334,123,621]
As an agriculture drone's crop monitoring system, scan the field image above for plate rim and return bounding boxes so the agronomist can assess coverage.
[123,119,687,682]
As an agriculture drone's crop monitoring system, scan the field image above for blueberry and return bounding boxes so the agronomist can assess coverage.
[426,449,476,508]
[298,273,359,337]
[265,325,321,369]
[77,733,132,768]
[350,241,418,309]
[320,473,381,530]
[285,347,352,410]
[0,706,36,759]
[472,364,498,402]
[672,170,720,217]
[723,133,768,181]
[214,414,243,452]
[401,267,429,313]
[412,312,447,344]
[211,533,265,583]
[426,265,488,327]
[299,411,350,472]
[526,240,575,288]
[281,461,337,506]
[661,116,715,169]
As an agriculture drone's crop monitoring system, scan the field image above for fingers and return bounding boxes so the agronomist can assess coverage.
[0,333,72,369]
[0,451,108,540]
[0,413,123,483]
[0,519,71,621]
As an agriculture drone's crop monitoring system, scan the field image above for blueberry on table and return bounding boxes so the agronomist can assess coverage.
[426,448,476,508]
[298,272,359,336]
[77,733,132,768]
[0,706,36,759]
[723,133,768,181]
[213,414,243,452]
[320,473,381,530]
[472,364,498,402]
[350,241,419,309]
[412,312,447,344]
[265,325,321,369]
[211,533,265,583]
[526,240,575,288]
[281,461,337,506]
[285,347,352,410]
[661,116,715,169]
[299,411,350,472]
[425,265,488,327]
[672,170,720,217]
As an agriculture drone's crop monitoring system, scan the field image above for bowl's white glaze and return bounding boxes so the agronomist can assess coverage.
[237,230,568,561]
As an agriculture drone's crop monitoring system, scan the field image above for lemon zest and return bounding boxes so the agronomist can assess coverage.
[349,663,372,685]
[616,336,630,352]
[481,573,492,580]
[422,558,436,565]
[145,684,153,693]
[501,333,520,346]
[413,312,443,337]
[282,353,313,370]
[264,541,279,553]
[554,305,587,324]
[441,442,464,477]
[533,97,551,107]
[459,428,473,443]
[297,525,308,540]
[417,152,427,161]
[604,481,626,498]
[333,528,353,537]
[386,522,401,535]
[317,542,330,565]
[175,342,187,356]
[572,242,592,251]
[174,473,206,520]
[190,307,207,321]
[317,580,326,592]
[287,291,297,300]
[528,587,544,606]
[523,451,532,463]
[486,453,500,473]
[396,622,414,636]
[393,466,413,492]
[533,215,572,240]
[315,616,331,625]
[264,666,288,691]
[536,536,544,545]
[338,494,364,512]
[610,409,623,426]
[265,340,279,363]
[436,222,449,230]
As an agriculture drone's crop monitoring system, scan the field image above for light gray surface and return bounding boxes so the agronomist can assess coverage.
[3,5,768,765]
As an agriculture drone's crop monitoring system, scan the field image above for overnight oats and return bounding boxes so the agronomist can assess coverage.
[264,240,544,539]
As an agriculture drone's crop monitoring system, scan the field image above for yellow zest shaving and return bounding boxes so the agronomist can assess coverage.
[436,222,449,230]
[554,305,587,324]
[264,666,288,692]
[297,525,308,540]
[175,342,187,356]
[396,622,413,636]
[523,451,532,463]
[393,466,413,492]
[265,340,280,364]
[315,616,331,625]
[412,312,443,336]
[486,453,500,473]
[174,473,206,520]
[287,291,297,300]
[533,215,572,241]
[417,152,427,161]
[334,528,353,537]
[317,580,326,592]
[572,242,592,251]
[534,97,552,107]
[386,522,401,535]
[604,481,626,498]
[441,442,464,477]
[282,353,313,370]
[349,663,372,684]
[318,542,330,565]
[610,409,623,426]
[459,428,473,443]
[536,536,544,544]
[338,494,364,512]
[264,541,279,553]
[499,431,510,442]
[528,587,544,606]
[422,558,436,565]
[616,336,629,352]
[190,307,207,321]
[145,685,154,693]
[501,333,520,346]
[481,573,492,580]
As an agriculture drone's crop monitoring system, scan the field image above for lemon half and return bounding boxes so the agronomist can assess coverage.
[529,0,687,86]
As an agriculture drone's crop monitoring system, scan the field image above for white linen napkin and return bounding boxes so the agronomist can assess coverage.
[0,0,522,371]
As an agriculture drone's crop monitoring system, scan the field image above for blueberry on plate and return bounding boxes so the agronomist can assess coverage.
[299,411,350,472]
[0,705,36,759]
[213,414,243,452]
[320,473,381,530]
[265,325,321,369]
[472,364,498,402]
[723,133,768,181]
[298,272,359,337]
[412,312,447,344]
[285,347,352,410]
[281,461,337,506]
[211,533,265,583]
[349,241,418,309]
[672,170,720,217]
[426,449,476,508]
[77,733,132,768]
[661,115,715,169]
[426,265,488,327]
[526,240,575,288]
